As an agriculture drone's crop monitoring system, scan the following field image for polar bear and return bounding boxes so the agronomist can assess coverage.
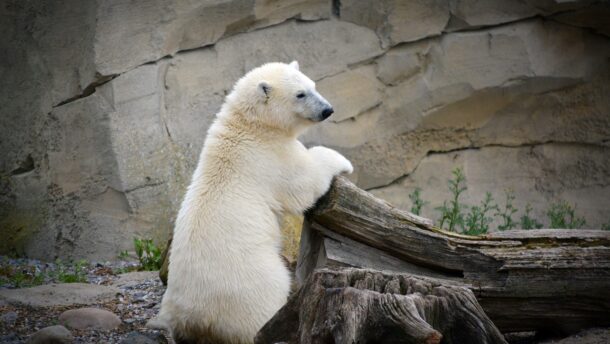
[153,61,353,343]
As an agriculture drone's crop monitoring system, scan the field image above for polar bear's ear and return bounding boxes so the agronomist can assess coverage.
[258,81,271,98]
[289,60,300,71]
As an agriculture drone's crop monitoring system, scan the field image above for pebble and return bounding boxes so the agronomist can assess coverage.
[0,333,20,344]
[119,331,168,344]
[1,311,18,326]
[26,325,73,344]
[59,307,122,330]
[133,291,147,302]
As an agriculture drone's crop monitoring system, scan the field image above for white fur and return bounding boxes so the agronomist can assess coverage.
[154,62,353,343]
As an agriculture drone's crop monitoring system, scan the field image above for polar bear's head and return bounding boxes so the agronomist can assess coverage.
[224,61,334,134]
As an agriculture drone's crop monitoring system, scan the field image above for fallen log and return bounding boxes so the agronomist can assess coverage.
[297,176,610,335]
[256,269,507,344]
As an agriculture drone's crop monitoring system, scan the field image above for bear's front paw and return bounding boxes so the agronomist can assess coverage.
[337,155,353,175]
[310,146,354,175]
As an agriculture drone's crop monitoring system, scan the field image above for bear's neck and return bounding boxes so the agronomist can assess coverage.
[220,110,296,141]
[189,111,296,192]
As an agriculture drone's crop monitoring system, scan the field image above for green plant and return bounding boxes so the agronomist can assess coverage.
[53,259,88,283]
[603,221,610,231]
[114,266,139,274]
[0,264,44,288]
[496,189,518,231]
[437,168,467,232]
[546,201,586,229]
[134,238,163,271]
[462,192,497,236]
[118,250,131,260]
[520,203,543,230]
[408,188,427,215]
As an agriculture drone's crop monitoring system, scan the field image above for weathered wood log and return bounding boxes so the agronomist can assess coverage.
[297,176,610,335]
[256,268,507,344]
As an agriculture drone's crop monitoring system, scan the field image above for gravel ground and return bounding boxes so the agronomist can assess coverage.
[0,256,170,343]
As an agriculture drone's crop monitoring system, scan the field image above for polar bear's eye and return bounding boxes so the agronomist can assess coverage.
[296,92,306,99]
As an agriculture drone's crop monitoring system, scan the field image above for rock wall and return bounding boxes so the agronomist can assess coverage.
[1,0,609,260]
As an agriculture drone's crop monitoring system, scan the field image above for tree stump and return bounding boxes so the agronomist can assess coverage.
[255,269,507,344]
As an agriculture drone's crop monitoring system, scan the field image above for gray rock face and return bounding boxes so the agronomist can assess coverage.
[0,283,119,307]
[26,325,73,344]
[341,0,450,47]
[1,0,609,259]
[58,307,121,330]
[94,0,331,75]
[345,19,610,189]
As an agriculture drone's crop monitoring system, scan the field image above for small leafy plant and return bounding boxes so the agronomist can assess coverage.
[52,259,88,283]
[118,250,131,260]
[417,167,607,234]
[0,259,91,287]
[437,168,467,232]
[496,189,518,231]
[546,201,586,229]
[520,203,543,230]
[0,264,44,288]
[462,192,497,236]
[408,187,427,216]
[134,238,163,271]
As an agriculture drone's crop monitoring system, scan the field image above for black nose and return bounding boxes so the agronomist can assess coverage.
[320,107,334,120]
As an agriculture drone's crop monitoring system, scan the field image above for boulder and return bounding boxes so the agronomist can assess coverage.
[0,283,119,308]
[26,325,73,344]
[59,307,121,330]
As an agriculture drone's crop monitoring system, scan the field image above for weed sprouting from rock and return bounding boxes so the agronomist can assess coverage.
[437,168,467,232]
[462,192,497,236]
[520,203,543,230]
[133,238,163,271]
[408,188,427,216]
[546,201,586,229]
[416,167,601,234]
[496,189,518,231]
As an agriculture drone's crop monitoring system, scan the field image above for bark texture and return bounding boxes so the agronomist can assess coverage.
[256,269,506,344]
